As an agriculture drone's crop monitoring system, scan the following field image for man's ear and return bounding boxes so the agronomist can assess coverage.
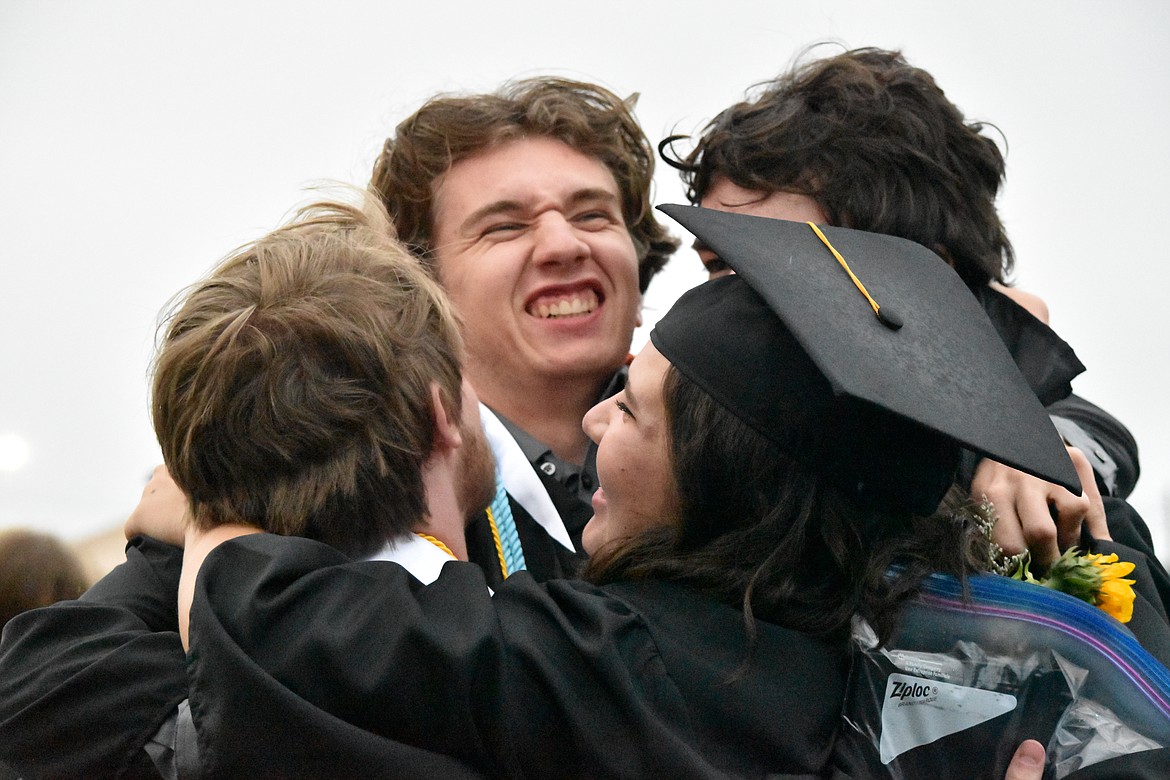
[429,382,462,455]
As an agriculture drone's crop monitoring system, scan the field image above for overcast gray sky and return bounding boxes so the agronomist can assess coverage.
[2,0,1168,559]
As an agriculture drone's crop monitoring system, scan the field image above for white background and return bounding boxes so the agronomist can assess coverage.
[2,1,1168,562]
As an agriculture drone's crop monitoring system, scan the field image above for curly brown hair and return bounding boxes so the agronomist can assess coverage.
[371,77,678,292]
[666,47,1012,288]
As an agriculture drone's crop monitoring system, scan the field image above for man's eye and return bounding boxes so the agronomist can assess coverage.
[483,223,522,236]
[574,210,614,227]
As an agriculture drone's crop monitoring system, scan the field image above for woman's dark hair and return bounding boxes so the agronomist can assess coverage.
[663,47,1012,289]
[582,363,990,643]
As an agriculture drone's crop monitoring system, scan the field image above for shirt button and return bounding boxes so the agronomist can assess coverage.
[540,462,556,476]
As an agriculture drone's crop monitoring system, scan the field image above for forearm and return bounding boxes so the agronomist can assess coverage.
[0,536,188,777]
[0,617,186,777]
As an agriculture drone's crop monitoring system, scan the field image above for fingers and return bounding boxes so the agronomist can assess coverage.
[974,448,1110,576]
[985,495,1025,558]
[124,464,190,546]
[1004,739,1046,780]
[1069,447,1110,541]
[1048,488,1090,552]
[1018,492,1063,570]
[974,460,1025,554]
[975,459,1093,571]
[976,459,1060,569]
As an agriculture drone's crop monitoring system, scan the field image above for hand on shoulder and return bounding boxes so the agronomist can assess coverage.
[125,464,190,546]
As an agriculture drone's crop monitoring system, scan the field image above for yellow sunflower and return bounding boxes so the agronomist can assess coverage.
[1082,553,1137,624]
[1029,549,1137,624]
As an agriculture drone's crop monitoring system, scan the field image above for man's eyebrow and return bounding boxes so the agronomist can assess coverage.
[566,188,621,208]
[692,238,711,254]
[459,200,526,233]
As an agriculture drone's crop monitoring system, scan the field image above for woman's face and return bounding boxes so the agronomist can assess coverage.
[580,343,680,556]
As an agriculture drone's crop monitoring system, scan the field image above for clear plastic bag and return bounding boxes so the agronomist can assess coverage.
[834,574,1170,779]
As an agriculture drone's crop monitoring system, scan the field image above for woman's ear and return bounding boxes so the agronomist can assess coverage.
[429,382,462,456]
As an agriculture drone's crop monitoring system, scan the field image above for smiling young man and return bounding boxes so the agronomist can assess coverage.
[371,78,679,586]
[429,136,640,464]
[0,79,678,777]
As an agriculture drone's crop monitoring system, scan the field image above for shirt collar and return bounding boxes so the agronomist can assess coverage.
[365,534,455,585]
[489,365,628,492]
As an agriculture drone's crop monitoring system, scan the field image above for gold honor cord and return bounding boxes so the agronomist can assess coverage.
[416,533,457,559]
[484,505,510,578]
[806,222,903,330]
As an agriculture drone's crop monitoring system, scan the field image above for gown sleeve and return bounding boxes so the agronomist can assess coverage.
[0,536,189,779]
[186,533,810,779]
[973,285,1141,499]
[1082,498,1170,665]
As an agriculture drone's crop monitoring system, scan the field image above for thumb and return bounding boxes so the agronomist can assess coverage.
[1004,739,1046,780]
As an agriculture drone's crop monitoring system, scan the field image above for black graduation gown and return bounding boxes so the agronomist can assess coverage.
[0,536,188,779]
[1082,501,1170,667]
[972,285,1140,497]
[0,537,493,779]
[968,288,1170,658]
[185,533,850,779]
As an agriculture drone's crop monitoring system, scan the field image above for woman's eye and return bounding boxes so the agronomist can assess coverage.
[615,400,634,419]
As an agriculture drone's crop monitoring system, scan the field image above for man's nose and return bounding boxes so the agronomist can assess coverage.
[532,213,589,266]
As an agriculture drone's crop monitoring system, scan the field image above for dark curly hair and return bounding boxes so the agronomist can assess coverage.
[665,47,1012,289]
[371,77,679,293]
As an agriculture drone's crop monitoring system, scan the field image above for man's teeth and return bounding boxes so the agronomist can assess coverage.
[534,293,598,319]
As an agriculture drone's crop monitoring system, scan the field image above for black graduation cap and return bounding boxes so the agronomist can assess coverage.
[651,205,1080,515]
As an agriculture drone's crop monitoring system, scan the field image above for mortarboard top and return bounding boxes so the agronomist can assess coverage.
[651,205,1080,516]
